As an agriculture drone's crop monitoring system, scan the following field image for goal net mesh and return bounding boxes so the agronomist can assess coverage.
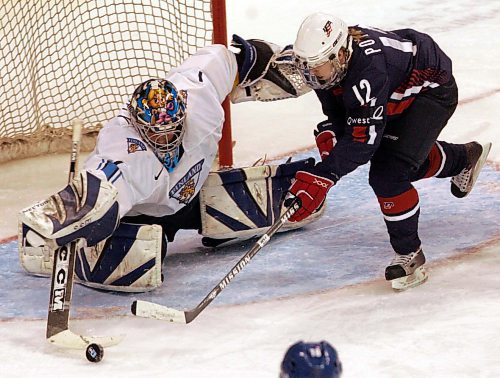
[0,0,214,163]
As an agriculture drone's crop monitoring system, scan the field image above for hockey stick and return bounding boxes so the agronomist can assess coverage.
[46,119,123,349]
[131,198,302,324]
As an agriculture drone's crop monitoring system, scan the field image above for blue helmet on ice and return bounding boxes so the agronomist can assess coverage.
[280,341,342,378]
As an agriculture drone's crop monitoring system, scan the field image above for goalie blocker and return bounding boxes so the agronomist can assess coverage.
[19,158,325,292]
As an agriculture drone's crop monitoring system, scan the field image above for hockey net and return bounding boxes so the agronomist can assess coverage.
[0,0,219,163]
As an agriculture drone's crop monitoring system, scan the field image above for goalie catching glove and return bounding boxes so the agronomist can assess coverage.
[230,35,311,102]
[286,171,334,223]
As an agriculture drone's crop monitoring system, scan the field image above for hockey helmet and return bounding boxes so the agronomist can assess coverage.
[293,13,352,89]
[129,79,187,169]
[280,340,342,378]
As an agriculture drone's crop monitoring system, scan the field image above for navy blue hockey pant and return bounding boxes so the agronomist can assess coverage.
[368,77,468,254]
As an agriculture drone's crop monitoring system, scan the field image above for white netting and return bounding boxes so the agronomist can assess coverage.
[0,0,214,162]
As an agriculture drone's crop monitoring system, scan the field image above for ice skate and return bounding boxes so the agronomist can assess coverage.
[385,248,428,291]
[451,141,492,198]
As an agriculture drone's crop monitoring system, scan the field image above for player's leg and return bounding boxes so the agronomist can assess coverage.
[198,157,323,247]
[409,140,491,199]
[19,220,166,292]
[449,141,492,198]
[369,153,428,291]
[380,76,458,172]
[409,140,466,180]
[74,197,202,292]
[387,76,491,196]
[122,194,202,245]
[75,222,165,292]
[368,79,459,290]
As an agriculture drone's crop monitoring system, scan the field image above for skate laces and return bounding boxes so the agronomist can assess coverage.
[451,167,472,191]
[452,142,482,192]
[390,250,419,267]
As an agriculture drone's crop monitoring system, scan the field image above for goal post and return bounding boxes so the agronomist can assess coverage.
[211,0,233,168]
[0,0,233,166]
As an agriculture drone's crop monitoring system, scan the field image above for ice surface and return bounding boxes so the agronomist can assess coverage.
[1,154,498,321]
[0,0,499,377]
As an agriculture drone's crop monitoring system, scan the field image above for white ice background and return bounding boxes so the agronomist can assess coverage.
[0,1,499,377]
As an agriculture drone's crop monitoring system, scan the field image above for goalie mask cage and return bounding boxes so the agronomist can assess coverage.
[0,0,232,165]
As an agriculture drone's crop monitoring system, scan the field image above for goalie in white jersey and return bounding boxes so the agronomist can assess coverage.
[19,40,315,292]
[90,53,233,220]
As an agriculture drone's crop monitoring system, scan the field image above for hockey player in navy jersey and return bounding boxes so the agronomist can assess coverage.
[283,13,492,290]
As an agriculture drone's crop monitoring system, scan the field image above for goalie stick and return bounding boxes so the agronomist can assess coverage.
[46,119,123,349]
[131,198,302,324]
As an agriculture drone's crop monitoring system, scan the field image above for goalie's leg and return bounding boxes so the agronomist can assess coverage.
[199,158,322,248]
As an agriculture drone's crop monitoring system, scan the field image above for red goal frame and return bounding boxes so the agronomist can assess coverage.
[212,0,233,168]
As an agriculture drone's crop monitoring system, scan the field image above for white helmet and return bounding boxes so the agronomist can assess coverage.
[293,13,352,89]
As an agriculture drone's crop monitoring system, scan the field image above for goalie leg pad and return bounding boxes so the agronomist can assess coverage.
[18,171,119,248]
[18,222,55,276]
[19,222,165,293]
[75,222,165,292]
[200,157,325,247]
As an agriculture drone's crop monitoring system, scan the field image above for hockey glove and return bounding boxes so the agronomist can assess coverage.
[314,120,337,161]
[287,171,334,223]
[231,34,296,94]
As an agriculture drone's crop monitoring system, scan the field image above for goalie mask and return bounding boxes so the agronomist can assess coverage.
[293,13,352,90]
[280,341,343,378]
[129,79,187,171]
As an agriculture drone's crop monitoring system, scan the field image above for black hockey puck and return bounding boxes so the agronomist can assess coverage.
[86,343,104,363]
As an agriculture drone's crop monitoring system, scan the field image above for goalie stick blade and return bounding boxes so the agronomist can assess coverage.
[48,329,125,349]
[131,300,189,324]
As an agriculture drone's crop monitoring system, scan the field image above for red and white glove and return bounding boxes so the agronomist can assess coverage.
[287,171,334,223]
[314,121,337,161]
[315,130,336,160]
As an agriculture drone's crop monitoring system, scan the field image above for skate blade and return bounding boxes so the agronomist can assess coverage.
[391,266,428,291]
[469,142,492,193]
[461,142,492,198]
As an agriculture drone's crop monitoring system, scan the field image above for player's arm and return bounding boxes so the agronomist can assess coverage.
[169,44,238,103]
[167,40,304,105]
[315,68,389,181]
[313,90,346,160]
[19,170,120,248]
[287,67,390,223]
[18,118,142,249]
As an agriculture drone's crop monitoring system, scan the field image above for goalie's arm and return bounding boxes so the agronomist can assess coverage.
[230,35,311,103]
[19,170,120,248]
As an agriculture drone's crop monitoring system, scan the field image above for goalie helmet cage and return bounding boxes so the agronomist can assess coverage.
[0,0,233,166]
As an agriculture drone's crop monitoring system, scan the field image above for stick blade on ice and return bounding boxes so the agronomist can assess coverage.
[48,329,125,349]
[132,300,188,324]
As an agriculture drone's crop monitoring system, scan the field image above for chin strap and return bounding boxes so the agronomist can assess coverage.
[157,145,183,173]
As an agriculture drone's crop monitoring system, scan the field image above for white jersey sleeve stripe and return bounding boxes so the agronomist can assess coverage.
[379,36,414,53]
[390,81,440,100]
